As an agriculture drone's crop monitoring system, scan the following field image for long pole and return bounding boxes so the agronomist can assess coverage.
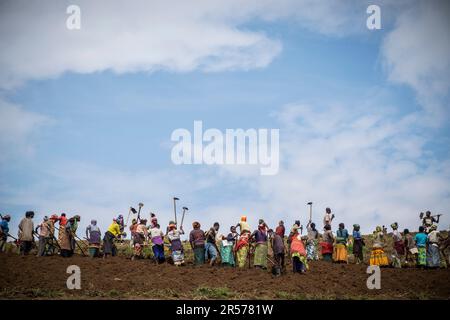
[307,202,313,222]
[173,197,179,226]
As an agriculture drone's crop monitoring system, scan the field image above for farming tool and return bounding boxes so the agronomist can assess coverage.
[180,206,188,229]
[173,197,179,226]
[137,203,144,222]
[307,201,313,222]
[126,206,137,227]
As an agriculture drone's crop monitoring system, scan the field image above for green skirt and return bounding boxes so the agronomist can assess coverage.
[193,246,205,265]
[221,245,235,266]
[253,243,268,268]
[417,246,426,266]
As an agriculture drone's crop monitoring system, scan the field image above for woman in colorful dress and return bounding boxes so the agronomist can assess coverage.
[333,223,349,263]
[306,221,319,261]
[235,216,251,268]
[251,219,269,269]
[132,219,148,260]
[149,223,165,264]
[369,226,389,266]
[220,226,237,267]
[414,226,427,267]
[167,221,185,266]
[320,224,334,261]
[426,225,440,268]
[391,222,405,268]
[290,225,308,274]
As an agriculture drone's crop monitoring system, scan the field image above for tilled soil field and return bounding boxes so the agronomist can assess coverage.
[1,253,449,300]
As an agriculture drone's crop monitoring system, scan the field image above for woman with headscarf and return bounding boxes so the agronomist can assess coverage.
[167,221,185,266]
[86,219,101,257]
[290,225,308,273]
[426,225,440,268]
[132,219,148,260]
[220,226,237,267]
[251,219,269,269]
[414,226,427,267]
[391,222,404,268]
[149,223,165,264]
[320,224,334,261]
[369,226,389,266]
[234,216,251,268]
[103,218,123,259]
[189,221,205,265]
[352,224,364,264]
[306,221,319,261]
[57,213,67,245]
[333,223,349,263]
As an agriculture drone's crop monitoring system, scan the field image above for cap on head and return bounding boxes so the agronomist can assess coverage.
[241,216,247,222]
[353,224,360,229]
[326,208,331,214]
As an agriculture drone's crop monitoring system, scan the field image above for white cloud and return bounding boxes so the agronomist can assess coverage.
[382,0,450,121]
[0,99,51,162]
[0,0,410,90]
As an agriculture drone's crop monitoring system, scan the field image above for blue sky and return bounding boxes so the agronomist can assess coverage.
[1,0,449,238]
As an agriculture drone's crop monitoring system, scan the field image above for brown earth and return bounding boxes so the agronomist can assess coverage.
[1,252,449,300]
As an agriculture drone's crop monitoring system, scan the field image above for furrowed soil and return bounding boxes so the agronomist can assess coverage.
[1,252,449,300]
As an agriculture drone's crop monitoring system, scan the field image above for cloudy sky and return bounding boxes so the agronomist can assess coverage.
[1,0,449,238]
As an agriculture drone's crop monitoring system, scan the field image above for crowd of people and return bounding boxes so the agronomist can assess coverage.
[0,208,448,275]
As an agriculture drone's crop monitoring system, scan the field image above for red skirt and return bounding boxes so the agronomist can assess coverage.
[320,242,333,255]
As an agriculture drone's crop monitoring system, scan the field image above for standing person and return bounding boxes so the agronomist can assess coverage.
[275,221,285,239]
[59,217,72,257]
[149,223,165,264]
[323,207,334,229]
[221,226,237,267]
[132,219,148,260]
[391,222,405,268]
[129,219,138,243]
[421,211,441,234]
[204,225,218,266]
[270,228,286,270]
[18,211,35,255]
[352,224,364,264]
[287,220,302,253]
[150,213,158,228]
[414,226,427,268]
[167,222,185,266]
[290,225,308,274]
[46,215,59,255]
[103,219,123,259]
[306,221,319,261]
[189,222,206,265]
[333,223,349,263]
[320,224,334,262]
[116,214,125,241]
[369,226,389,266]
[35,216,50,257]
[427,225,440,268]
[0,214,11,252]
[251,219,269,269]
[86,219,101,258]
[235,216,251,268]
[57,213,67,244]
[403,229,417,266]
[66,216,80,255]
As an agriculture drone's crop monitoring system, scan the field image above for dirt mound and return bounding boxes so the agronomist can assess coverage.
[1,253,449,299]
